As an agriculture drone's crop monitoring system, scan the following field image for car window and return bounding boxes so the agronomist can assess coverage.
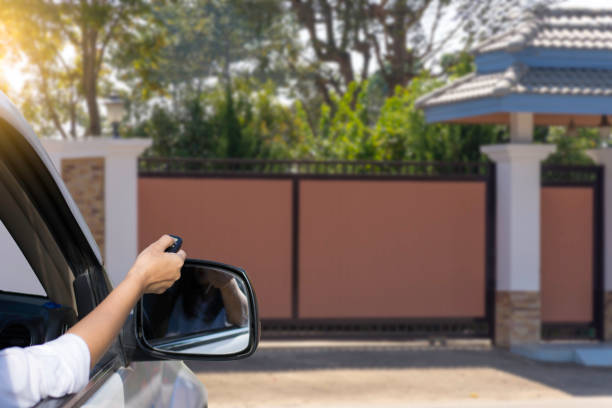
[0,219,46,297]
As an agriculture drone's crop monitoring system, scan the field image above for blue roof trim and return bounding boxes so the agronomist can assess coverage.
[476,48,612,74]
[423,93,612,123]
[476,52,516,73]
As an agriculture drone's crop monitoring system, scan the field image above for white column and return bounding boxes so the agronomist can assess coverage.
[482,144,555,347]
[509,113,534,143]
[41,138,151,287]
[104,148,146,287]
[482,144,555,291]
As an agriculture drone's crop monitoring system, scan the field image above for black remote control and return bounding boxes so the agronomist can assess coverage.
[165,234,183,253]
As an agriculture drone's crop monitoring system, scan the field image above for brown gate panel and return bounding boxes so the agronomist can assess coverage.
[298,180,486,319]
[541,187,593,323]
[138,178,293,318]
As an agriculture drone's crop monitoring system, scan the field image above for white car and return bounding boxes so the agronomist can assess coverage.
[0,92,259,407]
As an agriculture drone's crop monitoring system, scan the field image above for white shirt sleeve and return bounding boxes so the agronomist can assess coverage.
[0,333,91,408]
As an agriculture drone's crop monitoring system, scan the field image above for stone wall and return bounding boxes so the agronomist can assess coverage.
[61,157,105,259]
[495,291,540,348]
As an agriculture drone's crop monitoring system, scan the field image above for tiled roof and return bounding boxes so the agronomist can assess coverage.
[473,7,612,55]
[415,63,612,108]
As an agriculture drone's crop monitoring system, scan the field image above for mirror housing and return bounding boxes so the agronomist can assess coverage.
[134,259,259,361]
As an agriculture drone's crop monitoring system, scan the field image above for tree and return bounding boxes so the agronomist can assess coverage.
[116,0,300,112]
[0,0,162,137]
[283,74,507,162]
[289,0,558,103]
[219,86,246,158]
[543,127,599,165]
[131,78,301,159]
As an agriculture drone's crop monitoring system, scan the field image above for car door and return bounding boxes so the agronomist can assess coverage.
[0,92,209,407]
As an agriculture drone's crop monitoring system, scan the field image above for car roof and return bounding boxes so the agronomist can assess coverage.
[0,91,103,265]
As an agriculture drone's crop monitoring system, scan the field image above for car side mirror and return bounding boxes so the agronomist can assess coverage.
[135,259,259,360]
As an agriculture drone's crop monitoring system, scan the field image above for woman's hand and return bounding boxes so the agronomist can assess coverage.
[127,235,186,294]
[69,235,187,369]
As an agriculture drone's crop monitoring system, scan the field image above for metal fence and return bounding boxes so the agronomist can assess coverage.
[138,157,603,340]
[139,157,494,339]
[139,157,490,179]
[541,164,602,185]
[541,163,604,341]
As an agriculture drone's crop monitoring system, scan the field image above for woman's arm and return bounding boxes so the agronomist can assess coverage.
[219,279,249,327]
[0,235,186,407]
[68,234,186,369]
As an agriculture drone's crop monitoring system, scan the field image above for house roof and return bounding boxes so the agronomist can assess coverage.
[417,6,612,124]
[416,63,612,108]
[473,7,612,55]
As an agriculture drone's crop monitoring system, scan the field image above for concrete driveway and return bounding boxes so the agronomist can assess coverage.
[187,340,612,407]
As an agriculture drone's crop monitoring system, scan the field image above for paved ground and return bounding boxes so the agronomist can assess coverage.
[187,340,612,407]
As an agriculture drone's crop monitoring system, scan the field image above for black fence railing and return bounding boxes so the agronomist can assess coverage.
[139,157,603,182]
[139,157,490,178]
[542,323,597,341]
[261,319,489,340]
[541,164,602,185]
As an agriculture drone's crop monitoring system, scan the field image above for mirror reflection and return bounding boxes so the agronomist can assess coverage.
[142,264,250,355]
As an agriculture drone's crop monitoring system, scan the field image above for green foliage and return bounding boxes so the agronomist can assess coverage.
[283,76,507,162]
[286,82,376,160]
[175,98,215,157]
[543,127,600,165]
[142,106,179,157]
[440,51,476,79]
[220,85,247,158]
[131,79,300,159]
[133,71,513,163]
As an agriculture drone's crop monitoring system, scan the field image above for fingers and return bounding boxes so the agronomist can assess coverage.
[152,234,176,252]
[136,236,185,295]
[165,249,185,270]
[169,250,184,280]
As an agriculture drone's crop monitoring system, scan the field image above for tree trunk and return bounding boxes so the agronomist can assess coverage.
[69,97,77,139]
[336,50,355,86]
[38,66,68,139]
[222,37,231,86]
[82,28,101,136]
[385,3,411,95]
[85,80,101,135]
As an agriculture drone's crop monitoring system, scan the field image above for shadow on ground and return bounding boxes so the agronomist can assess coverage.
[187,340,612,397]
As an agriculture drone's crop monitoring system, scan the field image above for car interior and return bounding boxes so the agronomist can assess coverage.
[0,119,79,351]
[0,192,77,351]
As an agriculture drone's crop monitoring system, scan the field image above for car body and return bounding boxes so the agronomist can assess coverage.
[0,91,258,407]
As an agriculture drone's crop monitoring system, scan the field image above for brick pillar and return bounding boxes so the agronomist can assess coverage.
[61,157,106,259]
[495,291,540,348]
[482,144,555,348]
[41,137,151,286]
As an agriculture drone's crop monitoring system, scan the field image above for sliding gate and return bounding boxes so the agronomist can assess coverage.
[541,164,604,340]
[138,158,496,339]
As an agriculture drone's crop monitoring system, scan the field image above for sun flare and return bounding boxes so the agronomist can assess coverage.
[0,62,27,93]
